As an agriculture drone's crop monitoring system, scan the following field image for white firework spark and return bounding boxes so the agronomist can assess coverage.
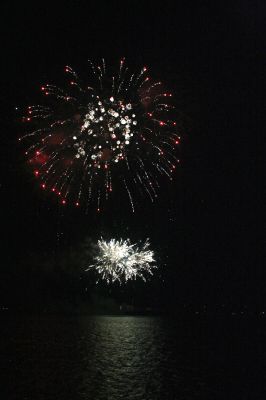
[86,238,156,283]
[20,59,181,211]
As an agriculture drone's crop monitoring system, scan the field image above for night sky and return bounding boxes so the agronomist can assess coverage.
[0,1,263,311]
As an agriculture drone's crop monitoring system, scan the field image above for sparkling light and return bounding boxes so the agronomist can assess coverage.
[86,238,156,283]
[20,59,181,211]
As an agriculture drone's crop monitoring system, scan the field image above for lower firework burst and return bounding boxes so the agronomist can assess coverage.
[86,238,156,283]
[20,59,181,211]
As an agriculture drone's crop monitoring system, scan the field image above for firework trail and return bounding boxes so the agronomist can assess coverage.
[20,59,181,211]
[86,238,156,283]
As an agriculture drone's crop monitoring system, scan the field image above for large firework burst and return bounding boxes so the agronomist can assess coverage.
[20,59,181,211]
[86,238,156,283]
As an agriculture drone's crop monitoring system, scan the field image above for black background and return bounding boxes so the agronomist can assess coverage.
[0,1,263,312]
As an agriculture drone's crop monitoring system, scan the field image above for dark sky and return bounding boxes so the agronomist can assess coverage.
[0,1,263,308]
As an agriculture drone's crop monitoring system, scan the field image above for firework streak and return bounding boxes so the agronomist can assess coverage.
[20,59,181,211]
[86,238,156,283]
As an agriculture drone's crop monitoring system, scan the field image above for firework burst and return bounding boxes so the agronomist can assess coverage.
[20,59,181,211]
[86,238,156,283]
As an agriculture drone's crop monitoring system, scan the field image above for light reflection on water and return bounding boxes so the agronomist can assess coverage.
[0,315,263,399]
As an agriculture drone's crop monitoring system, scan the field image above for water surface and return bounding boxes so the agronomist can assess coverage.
[1,315,265,399]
